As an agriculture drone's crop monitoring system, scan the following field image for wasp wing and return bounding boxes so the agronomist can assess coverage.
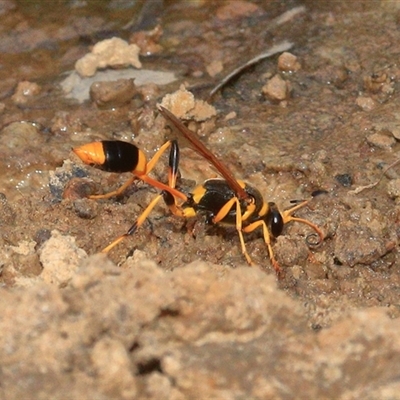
[158,106,248,200]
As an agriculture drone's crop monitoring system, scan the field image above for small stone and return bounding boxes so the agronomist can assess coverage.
[129,25,163,56]
[11,80,41,104]
[75,37,142,78]
[390,127,400,140]
[356,96,376,111]
[366,132,396,150]
[225,111,237,120]
[206,60,224,77]
[216,0,260,20]
[335,174,353,187]
[334,222,387,267]
[72,198,98,220]
[278,52,301,72]
[262,74,290,101]
[363,72,390,94]
[63,177,100,201]
[160,85,217,121]
[387,178,400,198]
[89,79,137,108]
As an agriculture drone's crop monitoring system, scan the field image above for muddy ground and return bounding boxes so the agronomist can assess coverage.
[1,0,400,398]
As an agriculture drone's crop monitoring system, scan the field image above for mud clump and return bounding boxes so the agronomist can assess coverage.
[1,255,400,399]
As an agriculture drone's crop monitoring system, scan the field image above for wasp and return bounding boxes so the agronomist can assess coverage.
[73,106,324,275]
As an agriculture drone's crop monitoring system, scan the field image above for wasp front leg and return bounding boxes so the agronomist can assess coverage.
[242,220,282,276]
[208,196,255,266]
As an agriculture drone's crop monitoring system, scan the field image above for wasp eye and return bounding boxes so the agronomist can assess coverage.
[270,209,283,237]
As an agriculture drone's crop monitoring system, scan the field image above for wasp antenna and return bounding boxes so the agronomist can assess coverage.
[306,233,322,247]
[289,198,308,205]
[289,189,328,204]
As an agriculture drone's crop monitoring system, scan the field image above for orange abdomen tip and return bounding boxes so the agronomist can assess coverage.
[73,142,106,166]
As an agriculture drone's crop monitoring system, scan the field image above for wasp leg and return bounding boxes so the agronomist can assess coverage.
[210,197,255,266]
[134,139,187,201]
[101,193,164,253]
[137,174,187,201]
[101,141,186,253]
[89,176,137,200]
[281,200,324,244]
[146,140,175,174]
[242,220,281,276]
[90,174,186,201]
[161,138,195,218]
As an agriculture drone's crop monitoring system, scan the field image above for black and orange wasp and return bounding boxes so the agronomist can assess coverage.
[72,106,324,275]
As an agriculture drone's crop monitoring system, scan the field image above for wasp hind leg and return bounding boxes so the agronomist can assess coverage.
[101,141,187,254]
[89,175,138,200]
[101,192,165,253]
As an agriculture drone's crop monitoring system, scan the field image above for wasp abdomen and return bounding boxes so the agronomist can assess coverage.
[73,140,144,174]
[101,140,141,173]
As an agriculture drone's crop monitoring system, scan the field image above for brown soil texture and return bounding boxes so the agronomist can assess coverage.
[1,1,400,398]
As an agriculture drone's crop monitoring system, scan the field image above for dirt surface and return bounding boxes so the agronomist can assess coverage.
[2,0,400,398]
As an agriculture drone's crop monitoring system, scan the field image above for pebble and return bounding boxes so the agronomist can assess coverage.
[206,60,224,77]
[278,52,301,72]
[75,37,142,77]
[262,74,290,101]
[387,178,400,199]
[72,198,98,220]
[129,25,163,56]
[160,85,217,121]
[89,78,137,108]
[11,80,41,104]
[356,96,376,111]
[366,132,396,150]
[216,0,260,20]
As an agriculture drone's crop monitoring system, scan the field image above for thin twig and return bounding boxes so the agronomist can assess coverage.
[208,6,307,99]
[271,6,306,27]
[208,41,293,99]
[349,158,400,195]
